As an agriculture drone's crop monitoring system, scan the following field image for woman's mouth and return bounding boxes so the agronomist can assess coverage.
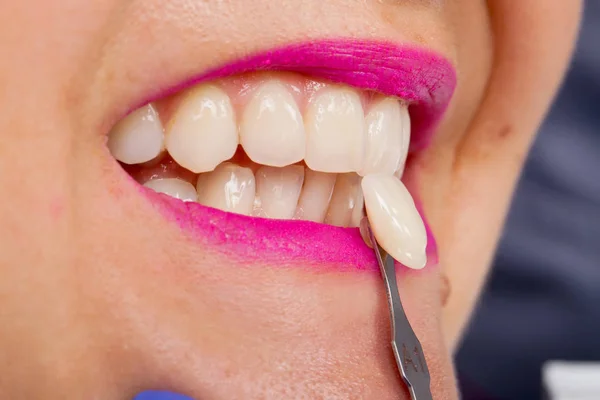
[106,40,456,271]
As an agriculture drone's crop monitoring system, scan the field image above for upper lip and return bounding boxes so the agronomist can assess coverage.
[132,39,456,151]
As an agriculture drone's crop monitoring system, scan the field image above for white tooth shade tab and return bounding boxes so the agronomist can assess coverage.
[196,162,256,215]
[166,85,238,173]
[304,88,365,173]
[255,165,304,219]
[360,98,407,176]
[107,104,164,165]
[240,81,305,167]
[143,178,198,202]
[361,174,427,269]
[295,169,336,222]
[325,174,362,227]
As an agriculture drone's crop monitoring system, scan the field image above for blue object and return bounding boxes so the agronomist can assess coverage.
[134,391,195,400]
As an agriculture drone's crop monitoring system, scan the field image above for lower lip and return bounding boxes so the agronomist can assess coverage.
[143,187,438,273]
[136,40,452,272]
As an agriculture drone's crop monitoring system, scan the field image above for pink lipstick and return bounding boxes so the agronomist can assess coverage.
[152,40,456,151]
[131,39,456,272]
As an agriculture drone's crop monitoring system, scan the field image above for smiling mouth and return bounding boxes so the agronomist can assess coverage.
[106,40,455,271]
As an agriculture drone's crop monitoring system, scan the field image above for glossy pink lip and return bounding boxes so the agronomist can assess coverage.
[140,39,455,272]
[152,39,456,151]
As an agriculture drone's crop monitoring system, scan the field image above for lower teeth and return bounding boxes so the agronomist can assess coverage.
[127,153,365,228]
[143,178,197,202]
[124,152,428,269]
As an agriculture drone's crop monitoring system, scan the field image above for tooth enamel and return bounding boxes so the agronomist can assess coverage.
[324,174,362,227]
[361,174,427,269]
[396,104,411,174]
[350,192,365,228]
[107,104,164,164]
[255,165,304,219]
[143,178,198,202]
[359,98,406,176]
[166,85,238,173]
[240,81,305,167]
[196,162,255,215]
[304,88,365,173]
[295,169,336,222]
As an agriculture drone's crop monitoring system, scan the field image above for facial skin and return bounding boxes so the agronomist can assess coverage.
[0,1,581,399]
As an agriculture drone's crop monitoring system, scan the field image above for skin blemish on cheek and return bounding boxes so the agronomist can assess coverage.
[440,273,451,307]
[49,198,65,220]
[497,123,513,140]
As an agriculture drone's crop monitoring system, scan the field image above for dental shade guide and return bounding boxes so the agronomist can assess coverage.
[360,217,433,400]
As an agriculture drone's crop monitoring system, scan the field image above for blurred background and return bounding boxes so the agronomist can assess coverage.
[456,1,600,399]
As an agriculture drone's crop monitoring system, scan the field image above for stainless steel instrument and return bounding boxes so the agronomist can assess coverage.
[362,217,433,400]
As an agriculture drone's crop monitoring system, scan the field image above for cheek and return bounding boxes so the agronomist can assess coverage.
[73,175,452,396]
[399,3,493,301]
[438,1,493,150]
[401,1,493,240]
[136,267,452,399]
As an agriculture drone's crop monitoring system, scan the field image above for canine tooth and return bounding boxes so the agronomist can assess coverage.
[196,162,255,215]
[325,174,362,227]
[304,88,364,173]
[295,169,336,222]
[362,174,427,269]
[359,98,405,176]
[143,178,197,202]
[255,165,304,219]
[240,81,305,167]
[166,85,237,173]
[107,104,164,164]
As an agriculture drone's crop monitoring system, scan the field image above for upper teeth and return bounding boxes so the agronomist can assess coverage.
[107,104,164,165]
[304,87,365,173]
[360,97,410,176]
[240,80,306,167]
[166,85,238,173]
[108,74,427,269]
